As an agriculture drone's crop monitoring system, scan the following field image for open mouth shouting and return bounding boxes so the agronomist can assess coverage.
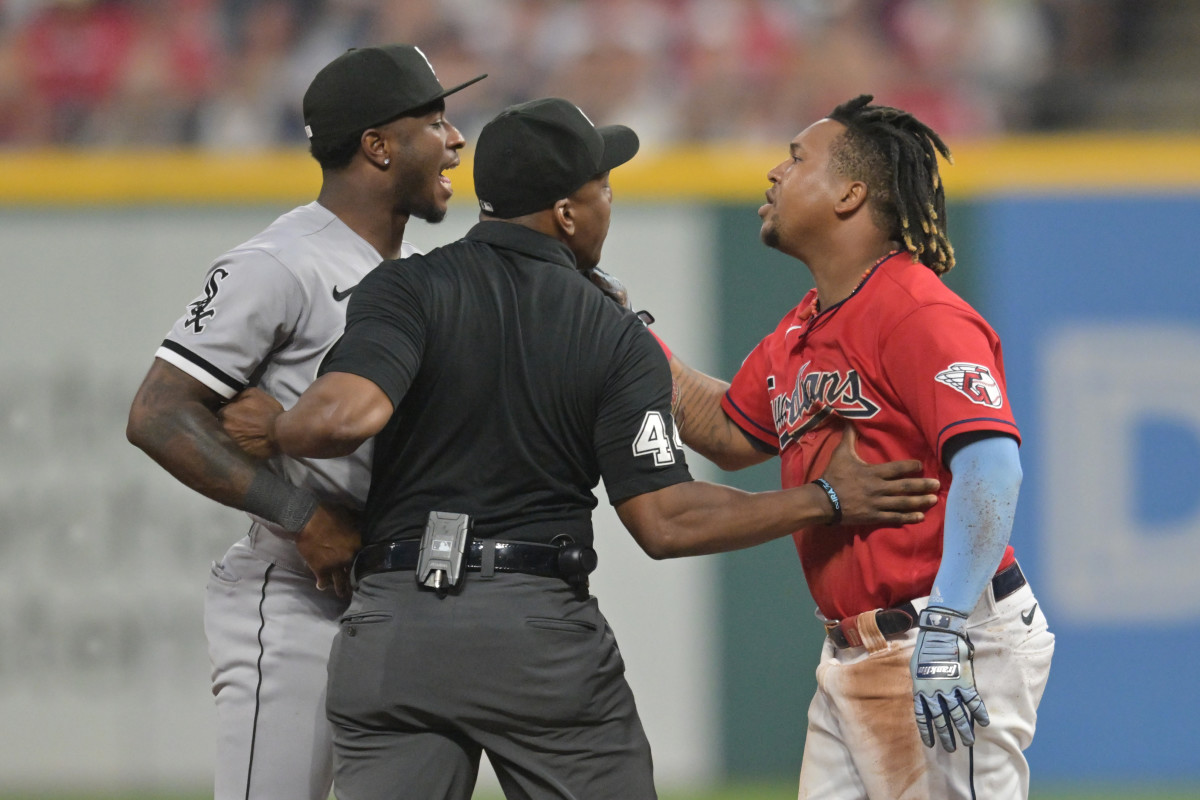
[439,157,460,196]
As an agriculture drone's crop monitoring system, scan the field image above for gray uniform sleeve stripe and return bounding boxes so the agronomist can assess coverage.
[157,339,246,397]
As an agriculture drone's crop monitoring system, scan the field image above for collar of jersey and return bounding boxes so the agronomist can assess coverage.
[467,220,577,271]
[807,249,901,319]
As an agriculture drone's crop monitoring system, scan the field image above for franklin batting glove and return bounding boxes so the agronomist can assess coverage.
[911,607,990,752]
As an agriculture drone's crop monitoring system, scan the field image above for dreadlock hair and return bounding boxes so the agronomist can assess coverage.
[827,94,955,275]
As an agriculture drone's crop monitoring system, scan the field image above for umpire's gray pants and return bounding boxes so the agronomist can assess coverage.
[327,570,657,800]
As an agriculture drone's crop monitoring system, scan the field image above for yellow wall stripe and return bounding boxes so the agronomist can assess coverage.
[3,136,1199,206]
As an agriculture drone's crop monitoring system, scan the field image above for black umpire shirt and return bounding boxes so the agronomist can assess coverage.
[322,221,693,547]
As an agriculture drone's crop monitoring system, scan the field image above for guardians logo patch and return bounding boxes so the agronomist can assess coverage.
[934,362,1003,408]
[771,361,880,448]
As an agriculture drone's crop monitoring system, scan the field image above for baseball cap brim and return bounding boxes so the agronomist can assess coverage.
[597,125,639,173]
[376,72,488,125]
[432,73,489,106]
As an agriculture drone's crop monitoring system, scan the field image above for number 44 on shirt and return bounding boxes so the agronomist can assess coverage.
[633,411,683,466]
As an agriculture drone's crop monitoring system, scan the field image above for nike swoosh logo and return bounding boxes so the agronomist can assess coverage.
[332,284,357,302]
[1021,603,1038,626]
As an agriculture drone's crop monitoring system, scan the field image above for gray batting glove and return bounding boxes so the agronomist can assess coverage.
[911,607,990,752]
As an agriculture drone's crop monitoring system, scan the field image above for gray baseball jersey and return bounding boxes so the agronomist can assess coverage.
[158,201,418,800]
[158,201,419,518]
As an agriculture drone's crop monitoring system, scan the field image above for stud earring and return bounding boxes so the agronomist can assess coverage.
[383,158,390,166]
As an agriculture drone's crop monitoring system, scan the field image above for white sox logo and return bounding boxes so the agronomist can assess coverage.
[935,362,1003,408]
[414,46,437,76]
[773,362,880,448]
[184,268,228,333]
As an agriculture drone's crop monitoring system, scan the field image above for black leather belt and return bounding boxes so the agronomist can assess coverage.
[990,560,1028,601]
[825,561,1027,649]
[352,538,595,585]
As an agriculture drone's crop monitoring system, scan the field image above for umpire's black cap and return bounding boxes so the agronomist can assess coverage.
[474,98,640,219]
[303,44,486,149]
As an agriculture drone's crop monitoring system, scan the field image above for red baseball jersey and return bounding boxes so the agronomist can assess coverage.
[721,252,1019,620]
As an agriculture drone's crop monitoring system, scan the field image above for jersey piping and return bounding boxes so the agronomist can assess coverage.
[156,338,245,398]
[723,390,782,448]
[245,562,274,799]
[938,417,1020,450]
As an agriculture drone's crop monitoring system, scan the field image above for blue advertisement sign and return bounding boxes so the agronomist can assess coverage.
[978,196,1200,779]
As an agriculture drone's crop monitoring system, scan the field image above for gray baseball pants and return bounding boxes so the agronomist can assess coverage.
[205,529,349,800]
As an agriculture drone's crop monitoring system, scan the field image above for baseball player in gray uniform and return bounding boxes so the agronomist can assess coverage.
[126,45,484,800]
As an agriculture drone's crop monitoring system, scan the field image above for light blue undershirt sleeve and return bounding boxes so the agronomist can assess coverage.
[929,435,1023,614]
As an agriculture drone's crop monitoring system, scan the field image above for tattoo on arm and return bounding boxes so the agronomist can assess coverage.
[128,361,275,510]
[669,356,770,467]
[671,360,731,448]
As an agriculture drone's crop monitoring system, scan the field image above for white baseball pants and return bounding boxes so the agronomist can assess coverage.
[797,578,1054,799]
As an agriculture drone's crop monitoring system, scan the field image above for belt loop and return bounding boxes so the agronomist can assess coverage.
[479,539,496,580]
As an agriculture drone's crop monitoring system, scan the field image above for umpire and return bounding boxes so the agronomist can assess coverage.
[219,97,939,799]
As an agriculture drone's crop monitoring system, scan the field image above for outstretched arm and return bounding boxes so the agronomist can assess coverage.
[577,271,770,472]
[615,424,939,559]
[668,352,775,471]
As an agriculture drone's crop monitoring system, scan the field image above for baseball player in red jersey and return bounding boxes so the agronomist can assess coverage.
[664,95,1054,798]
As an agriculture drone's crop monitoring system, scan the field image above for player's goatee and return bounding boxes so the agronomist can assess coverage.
[761,224,780,250]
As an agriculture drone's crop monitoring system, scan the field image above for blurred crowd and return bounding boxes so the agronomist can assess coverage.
[0,0,1149,149]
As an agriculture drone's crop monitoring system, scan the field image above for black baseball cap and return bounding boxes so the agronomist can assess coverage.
[303,44,486,149]
[474,98,640,219]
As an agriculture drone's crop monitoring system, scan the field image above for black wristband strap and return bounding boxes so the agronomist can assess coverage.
[811,478,842,525]
[244,469,320,535]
